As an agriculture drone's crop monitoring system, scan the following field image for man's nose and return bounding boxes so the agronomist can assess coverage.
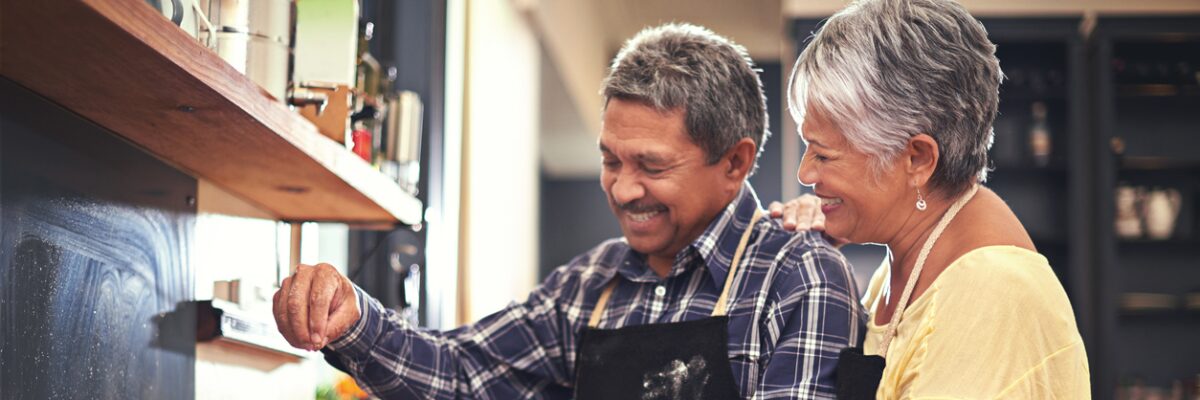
[610,172,645,205]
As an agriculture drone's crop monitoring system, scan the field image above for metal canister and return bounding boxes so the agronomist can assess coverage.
[384,91,424,195]
[199,0,293,101]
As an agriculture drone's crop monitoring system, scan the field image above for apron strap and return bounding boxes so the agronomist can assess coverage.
[712,210,763,317]
[588,279,619,328]
[878,184,978,356]
[587,209,765,327]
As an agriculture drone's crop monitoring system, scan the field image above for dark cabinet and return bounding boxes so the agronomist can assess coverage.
[1091,17,1200,399]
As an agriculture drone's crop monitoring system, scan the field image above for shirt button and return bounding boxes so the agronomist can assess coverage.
[655,286,666,297]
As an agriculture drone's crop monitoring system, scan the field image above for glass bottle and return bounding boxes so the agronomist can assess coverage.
[1028,101,1052,167]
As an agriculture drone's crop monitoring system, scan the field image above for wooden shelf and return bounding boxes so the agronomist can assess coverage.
[0,0,421,225]
[1117,84,1200,97]
[1120,156,1200,171]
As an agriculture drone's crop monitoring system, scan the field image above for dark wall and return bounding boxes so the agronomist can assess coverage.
[0,79,196,399]
[539,177,620,277]
[539,62,785,277]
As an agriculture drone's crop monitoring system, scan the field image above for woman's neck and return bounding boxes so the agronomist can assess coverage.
[883,195,957,297]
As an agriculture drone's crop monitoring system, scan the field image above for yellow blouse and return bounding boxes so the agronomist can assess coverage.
[863,245,1090,399]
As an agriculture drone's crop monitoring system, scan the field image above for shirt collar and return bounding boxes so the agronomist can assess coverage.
[612,182,763,284]
[692,182,763,287]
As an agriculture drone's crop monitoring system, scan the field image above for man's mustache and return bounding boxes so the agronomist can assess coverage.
[613,198,668,213]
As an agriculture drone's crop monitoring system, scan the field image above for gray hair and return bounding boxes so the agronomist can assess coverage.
[602,23,769,173]
[788,0,1001,197]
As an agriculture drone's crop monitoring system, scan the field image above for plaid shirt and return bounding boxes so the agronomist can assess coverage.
[325,183,866,399]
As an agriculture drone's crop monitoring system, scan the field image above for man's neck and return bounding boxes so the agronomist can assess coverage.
[648,256,672,278]
[644,185,745,280]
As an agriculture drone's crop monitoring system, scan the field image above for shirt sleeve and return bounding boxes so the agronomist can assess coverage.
[753,245,866,400]
[322,264,582,400]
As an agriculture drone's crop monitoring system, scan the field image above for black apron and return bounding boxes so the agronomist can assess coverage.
[574,211,763,400]
[835,185,979,400]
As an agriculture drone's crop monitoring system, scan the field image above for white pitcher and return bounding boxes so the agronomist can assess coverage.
[1142,188,1182,240]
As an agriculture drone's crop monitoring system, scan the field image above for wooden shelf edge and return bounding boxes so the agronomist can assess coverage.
[0,0,421,225]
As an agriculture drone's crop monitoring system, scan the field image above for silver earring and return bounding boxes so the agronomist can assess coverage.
[916,189,927,211]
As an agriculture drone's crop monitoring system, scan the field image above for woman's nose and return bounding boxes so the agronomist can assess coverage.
[797,158,817,187]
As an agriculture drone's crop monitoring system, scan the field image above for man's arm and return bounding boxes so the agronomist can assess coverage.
[275,263,579,399]
[753,244,865,400]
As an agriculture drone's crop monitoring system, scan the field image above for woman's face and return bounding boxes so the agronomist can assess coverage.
[796,111,912,244]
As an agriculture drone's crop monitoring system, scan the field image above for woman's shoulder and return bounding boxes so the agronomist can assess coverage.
[910,246,1087,398]
[934,246,1061,302]
[930,245,1077,332]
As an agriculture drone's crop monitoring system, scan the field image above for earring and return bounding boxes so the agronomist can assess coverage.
[915,189,927,211]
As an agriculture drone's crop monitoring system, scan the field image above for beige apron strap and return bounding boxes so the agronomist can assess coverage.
[712,210,763,317]
[588,278,620,328]
[878,185,978,356]
[588,209,764,326]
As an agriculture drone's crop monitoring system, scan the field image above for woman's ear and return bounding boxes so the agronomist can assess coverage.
[906,134,939,187]
[724,137,759,181]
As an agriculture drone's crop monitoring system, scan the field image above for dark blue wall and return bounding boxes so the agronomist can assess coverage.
[0,79,196,398]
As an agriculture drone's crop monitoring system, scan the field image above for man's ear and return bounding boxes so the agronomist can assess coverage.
[724,137,759,181]
[906,134,939,187]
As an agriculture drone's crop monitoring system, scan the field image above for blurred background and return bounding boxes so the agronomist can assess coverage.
[1,0,1199,399]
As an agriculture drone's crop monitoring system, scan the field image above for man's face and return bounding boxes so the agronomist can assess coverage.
[599,99,737,265]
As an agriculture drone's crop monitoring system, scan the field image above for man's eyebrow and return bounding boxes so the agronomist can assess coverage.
[597,143,670,164]
[634,152,670,164]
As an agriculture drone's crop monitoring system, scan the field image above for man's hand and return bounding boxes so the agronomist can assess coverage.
[768,194,826,232]
[272,263,360,351]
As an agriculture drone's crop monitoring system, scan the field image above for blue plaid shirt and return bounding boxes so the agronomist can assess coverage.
[325,183,866,399]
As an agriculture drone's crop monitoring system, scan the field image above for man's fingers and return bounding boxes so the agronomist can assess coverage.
[272,283,286,331]
[780,201,794,228]
[794,205,810,231]
[274,277,302,349]
[307,264,340,348]
[812,211,826,231]
[796,198,817,231]
[286,264,316,350]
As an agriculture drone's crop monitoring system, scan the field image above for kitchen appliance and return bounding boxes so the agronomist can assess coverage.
[289,0,360,143]
[198,0,294,101]
[293,82,353,143]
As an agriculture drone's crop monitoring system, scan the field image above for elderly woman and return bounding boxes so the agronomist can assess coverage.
[773,0,1091,398]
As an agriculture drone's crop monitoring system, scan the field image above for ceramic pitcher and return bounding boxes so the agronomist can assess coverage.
[1115,185,1143,239]
[1142,188,1182,240]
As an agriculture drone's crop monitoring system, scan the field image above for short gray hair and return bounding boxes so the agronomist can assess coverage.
[788,0,1001,197]
[602,23,769,173]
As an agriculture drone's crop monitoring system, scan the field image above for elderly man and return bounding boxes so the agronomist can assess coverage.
[274,23,865,399]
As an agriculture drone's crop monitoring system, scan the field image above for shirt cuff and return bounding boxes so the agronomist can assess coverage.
[325,284,384,356]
